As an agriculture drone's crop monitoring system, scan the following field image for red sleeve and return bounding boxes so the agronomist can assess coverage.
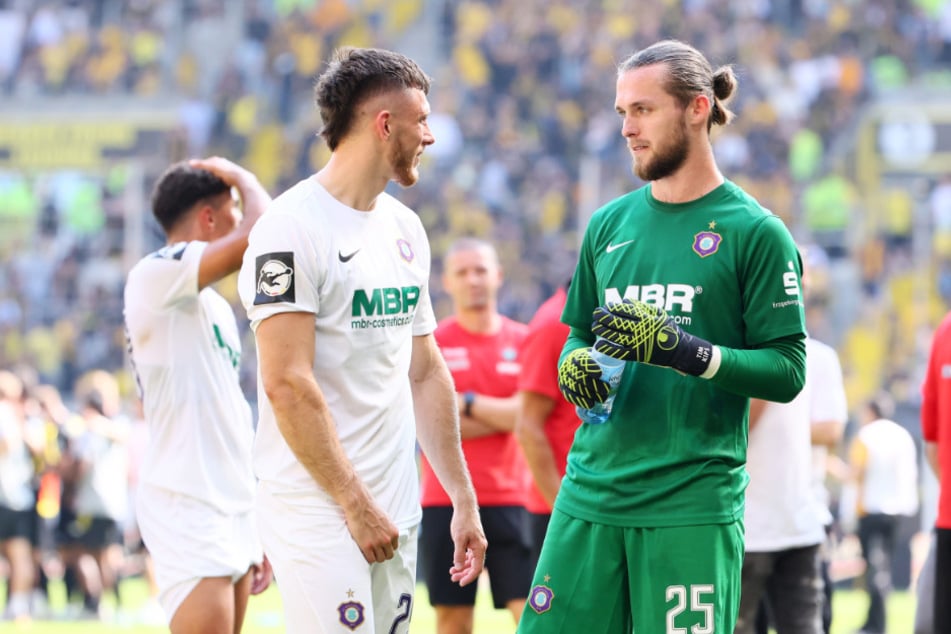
[518,320,567,400]
[922,330,940,443]
[922,316,951,443]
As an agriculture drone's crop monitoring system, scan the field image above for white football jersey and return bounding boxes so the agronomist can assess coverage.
[124,241,256,515]
[73,421,130,520]
[0,403,35,511]
[806,337,847,521]
[858,418,919,516]
[744,337,833,551]
[238,177,436,530]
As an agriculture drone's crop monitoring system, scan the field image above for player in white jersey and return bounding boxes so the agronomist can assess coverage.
[238,47,486,634]
[737,335,847,634]
[849,394,919,634]
[124,157,272,634]
[0,371,35,622]
[805,336,848,633]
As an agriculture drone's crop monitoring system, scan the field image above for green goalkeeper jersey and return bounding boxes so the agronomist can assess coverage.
[560,180,806,527]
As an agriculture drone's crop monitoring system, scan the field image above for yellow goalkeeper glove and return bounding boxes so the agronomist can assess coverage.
[557,347,612,409]
[591,299,713,376]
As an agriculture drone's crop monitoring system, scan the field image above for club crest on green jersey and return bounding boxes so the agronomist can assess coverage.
[529,578,555,614]
[692,231,722,258]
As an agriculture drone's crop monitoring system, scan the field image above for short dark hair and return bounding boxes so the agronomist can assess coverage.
[618,40,737,131]
[314,47,431,151]
[866,392,895,420]
[151,162,230,234]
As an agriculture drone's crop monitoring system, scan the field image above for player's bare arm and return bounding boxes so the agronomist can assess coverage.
[811,419,845,449]
[455,392,506,439]
[848,438,868,513]
[256,311,399,564]
[410,333,487,586]
[458,391,521,433]
[458,414,499,440]
[515,390,561,507]
[192,156,271,290]
[747,398,768,432]
[926,441,941,479]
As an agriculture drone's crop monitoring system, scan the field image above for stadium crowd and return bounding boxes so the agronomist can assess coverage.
[1,0,951,628]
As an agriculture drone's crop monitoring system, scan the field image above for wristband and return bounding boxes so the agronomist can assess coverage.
[463,391,476,418]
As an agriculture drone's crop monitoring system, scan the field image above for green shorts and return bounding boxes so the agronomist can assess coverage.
[517,509,743,634]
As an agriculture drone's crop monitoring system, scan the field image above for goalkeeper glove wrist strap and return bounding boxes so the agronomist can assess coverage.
[672,333,715,376]
[699,345,721,379]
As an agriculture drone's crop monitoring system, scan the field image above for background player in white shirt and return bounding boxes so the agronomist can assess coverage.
[0,370,36,622]
[238,47,486,634]
[849,394,919,634]
[124,157,272,634]
[737,335,848,634]
[805,336,849,633]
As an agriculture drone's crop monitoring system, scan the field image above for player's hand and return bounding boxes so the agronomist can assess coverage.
[557,347,611,409]
[188,156,271,217]
[249,555,273,595]
[188,156,258,189]
[344,497,401,564]
[592,299,713,376]
[448,504,487,587]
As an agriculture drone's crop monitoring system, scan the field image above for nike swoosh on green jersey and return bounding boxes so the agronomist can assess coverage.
[606,240,634,253]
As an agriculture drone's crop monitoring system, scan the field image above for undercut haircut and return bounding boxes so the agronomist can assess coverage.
[151,162,230,234]
[619,40,738,131]
[314,47,431,151]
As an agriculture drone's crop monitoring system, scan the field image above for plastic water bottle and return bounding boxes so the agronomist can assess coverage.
[576,340,626,425]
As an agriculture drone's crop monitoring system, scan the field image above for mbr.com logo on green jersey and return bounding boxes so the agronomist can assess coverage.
[351,286,420,329]
[605,284,697,326]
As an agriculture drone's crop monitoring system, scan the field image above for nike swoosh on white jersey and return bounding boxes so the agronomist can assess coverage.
[606,240,635,253]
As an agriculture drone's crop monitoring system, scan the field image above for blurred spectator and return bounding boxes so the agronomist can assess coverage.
[0,0,944,470]
[848,393,920,634]
[514,282,577,571]
[60,370,128,621]
[0,370,35,622]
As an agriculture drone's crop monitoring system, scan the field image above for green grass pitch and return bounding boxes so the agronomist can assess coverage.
[1,576,917,633]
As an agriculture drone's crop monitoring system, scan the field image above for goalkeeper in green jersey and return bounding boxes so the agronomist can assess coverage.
[517,40,806,634]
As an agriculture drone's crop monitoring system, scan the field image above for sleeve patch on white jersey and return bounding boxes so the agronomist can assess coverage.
[153,242,187,260]
[254,252,296,305]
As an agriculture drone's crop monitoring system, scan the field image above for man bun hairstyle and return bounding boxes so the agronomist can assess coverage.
[619,39,737,131]
[710,66,738,126]
[151,162,230,234]
[314,47,431,151]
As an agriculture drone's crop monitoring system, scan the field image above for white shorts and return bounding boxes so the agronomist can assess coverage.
[256,483,418,634]
[136,484,263,622]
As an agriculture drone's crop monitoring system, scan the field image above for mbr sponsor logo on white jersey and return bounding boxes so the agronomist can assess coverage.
[604,284,698,325]
[350,286,421,329]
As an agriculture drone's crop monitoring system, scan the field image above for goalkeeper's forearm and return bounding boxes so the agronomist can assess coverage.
[707,333,806,403]
[563,323,805,402]
[559,327,595,366]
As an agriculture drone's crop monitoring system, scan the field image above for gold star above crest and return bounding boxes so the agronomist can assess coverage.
[708,221,717,230]
[346,589,355,599]
[544,574,551,583]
